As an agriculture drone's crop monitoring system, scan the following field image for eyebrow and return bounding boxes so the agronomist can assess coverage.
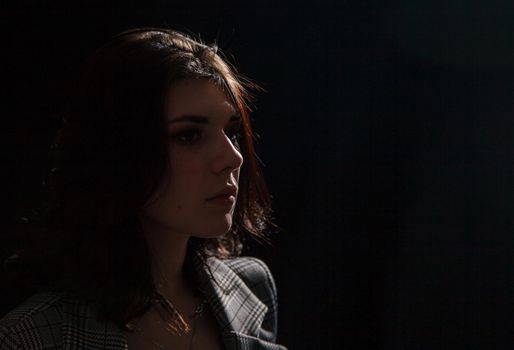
[167,114,241,125]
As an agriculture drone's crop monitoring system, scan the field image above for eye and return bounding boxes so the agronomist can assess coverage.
[169,128,202,145]
[226,124,243,144]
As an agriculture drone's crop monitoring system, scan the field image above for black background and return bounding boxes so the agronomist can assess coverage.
[2,1,514,349]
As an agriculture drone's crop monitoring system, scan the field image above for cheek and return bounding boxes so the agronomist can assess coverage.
[167,153,207,197]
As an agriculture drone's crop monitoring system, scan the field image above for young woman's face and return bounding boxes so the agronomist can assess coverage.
[139,79,243,239]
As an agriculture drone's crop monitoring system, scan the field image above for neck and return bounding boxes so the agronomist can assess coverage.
[139,219,192,298]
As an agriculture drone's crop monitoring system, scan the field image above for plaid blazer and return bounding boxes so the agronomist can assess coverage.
[0,256,286,350]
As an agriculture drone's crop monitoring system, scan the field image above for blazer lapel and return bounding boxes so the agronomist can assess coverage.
[194,255,289,349]
[195,256,268,337]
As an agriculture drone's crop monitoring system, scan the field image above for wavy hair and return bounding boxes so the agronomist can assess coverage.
[7,28,272,326]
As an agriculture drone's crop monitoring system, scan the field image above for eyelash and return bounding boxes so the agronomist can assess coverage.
[170,129,202,145]
[227,125,244,143]
[170,125,243,146]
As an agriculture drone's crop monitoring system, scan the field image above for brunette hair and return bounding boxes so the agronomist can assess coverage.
[8,28,271,325]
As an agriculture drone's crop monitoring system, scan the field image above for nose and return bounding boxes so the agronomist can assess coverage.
[211,132,244,174]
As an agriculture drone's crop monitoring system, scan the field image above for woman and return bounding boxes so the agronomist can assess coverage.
[0,28,286,350]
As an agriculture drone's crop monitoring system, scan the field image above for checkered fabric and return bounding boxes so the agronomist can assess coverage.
[0,256,287,350]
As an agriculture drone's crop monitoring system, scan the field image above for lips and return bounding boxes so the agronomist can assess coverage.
[206,185,238,201]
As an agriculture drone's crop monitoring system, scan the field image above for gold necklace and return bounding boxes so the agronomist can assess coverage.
[130,297,207,350]
[137,245,206,349]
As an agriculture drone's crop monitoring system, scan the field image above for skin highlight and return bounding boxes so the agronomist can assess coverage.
[139,78,243,314]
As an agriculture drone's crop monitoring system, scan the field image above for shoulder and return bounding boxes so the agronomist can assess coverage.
[0,291,66,349]
[0,291,122,350]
